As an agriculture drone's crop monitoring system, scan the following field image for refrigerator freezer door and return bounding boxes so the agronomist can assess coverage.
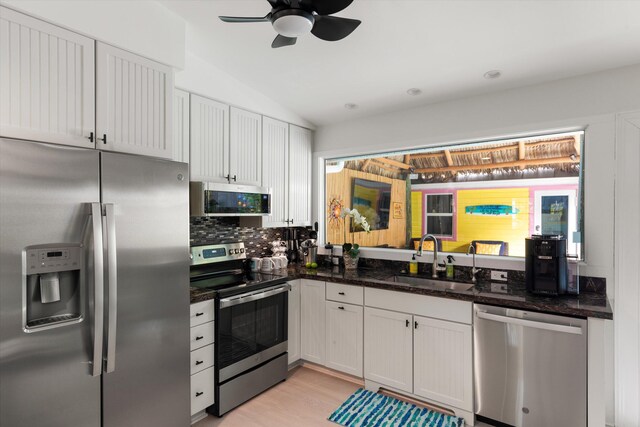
[0,138,102,427]
[100,152,190,427]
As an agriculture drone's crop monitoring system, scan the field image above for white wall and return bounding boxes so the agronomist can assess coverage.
[1,0,185,68]
[175,49,314,129]
[315,64,640,425]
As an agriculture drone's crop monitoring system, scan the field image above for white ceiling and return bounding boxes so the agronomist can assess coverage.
[161,0,640,126]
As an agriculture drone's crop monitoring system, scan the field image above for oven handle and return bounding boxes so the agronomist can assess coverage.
[219,283,291,309]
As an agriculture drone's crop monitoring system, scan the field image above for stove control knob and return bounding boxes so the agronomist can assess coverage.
[240,248,245,253]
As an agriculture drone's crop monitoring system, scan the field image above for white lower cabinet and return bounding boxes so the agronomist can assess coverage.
[189,300,215,417]
[325,301,363,377]
[300,279,326,365]
[413,315,473,412]
[364,307,413,393]
[288,280,301,365]
[190,366,215,415]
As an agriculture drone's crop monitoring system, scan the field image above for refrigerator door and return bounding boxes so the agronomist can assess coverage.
[0,138,102,427]
[100,152,190,427]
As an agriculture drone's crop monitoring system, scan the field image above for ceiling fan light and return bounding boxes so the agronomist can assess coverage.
[272,13,314,37]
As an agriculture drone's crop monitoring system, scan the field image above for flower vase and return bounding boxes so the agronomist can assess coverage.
[343,254,359,270]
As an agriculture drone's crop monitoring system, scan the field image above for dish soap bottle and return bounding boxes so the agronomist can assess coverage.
[409,254,418,274]
[446,255,455,279]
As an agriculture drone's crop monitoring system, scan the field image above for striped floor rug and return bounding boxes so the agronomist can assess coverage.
[328,388,465,427]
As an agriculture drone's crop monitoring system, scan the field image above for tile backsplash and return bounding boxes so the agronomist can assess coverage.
[190,217,310,258]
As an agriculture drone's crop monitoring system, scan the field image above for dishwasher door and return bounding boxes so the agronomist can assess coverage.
[474,304,587,427]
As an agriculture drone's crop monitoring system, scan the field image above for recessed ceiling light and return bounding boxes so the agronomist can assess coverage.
[406,88,422,96]
[484,70,502,79]
[344,103,358,110]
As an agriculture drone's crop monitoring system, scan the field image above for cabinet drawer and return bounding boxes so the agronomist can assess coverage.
[190,300,215,327]
[326,282,363,305]
[190,321,215,351]
[191,366,215,415]
[190,344,215,375]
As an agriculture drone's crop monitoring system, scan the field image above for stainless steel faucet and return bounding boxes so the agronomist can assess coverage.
[416,234,446,278]
[466,244,482,283]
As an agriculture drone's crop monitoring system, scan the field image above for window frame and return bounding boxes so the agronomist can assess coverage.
[423,192,456,240]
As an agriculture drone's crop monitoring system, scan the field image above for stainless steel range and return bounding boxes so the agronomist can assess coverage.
[190,242,289,416]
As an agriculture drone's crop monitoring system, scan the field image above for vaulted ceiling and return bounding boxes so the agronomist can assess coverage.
[161,0,640,126]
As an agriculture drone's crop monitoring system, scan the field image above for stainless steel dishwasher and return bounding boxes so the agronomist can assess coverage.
[474,304,587,427]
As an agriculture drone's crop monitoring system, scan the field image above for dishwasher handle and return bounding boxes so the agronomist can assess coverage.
[476,310,583,335]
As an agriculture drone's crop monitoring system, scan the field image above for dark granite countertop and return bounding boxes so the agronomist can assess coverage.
[191,265,612,320]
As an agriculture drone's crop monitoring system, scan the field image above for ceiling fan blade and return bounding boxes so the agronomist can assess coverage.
[219,15,270,23]
[311,15,361,42]
[302,0,353,15]
[272,34,297,48]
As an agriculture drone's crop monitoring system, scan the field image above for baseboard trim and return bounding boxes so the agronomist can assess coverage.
[300,361,365,387]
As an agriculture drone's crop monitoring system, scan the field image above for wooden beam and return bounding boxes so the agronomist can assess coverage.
[403,154,411,164]
[574,137,581,156]
[414,155,580,174]
[375,157,412,170]
[410,152,444,159]
[361,159,371,172]
[370,159,401,173]
[444,150,453,166]
[518,141,526,169]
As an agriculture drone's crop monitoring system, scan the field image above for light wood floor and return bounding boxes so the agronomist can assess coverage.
[194,366,360,426]
[194,366,492,427]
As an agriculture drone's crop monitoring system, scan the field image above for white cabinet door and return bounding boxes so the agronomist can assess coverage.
[229,107,261,186]
[172,88,189,163]
[288,124,312,227]
[326,301,363,377]
[262,117,289,228]
[364,307,413,393]
[0,6,95,148]
[413,315,473,412]
[189,94,229,182]
[96,42,173,159]
[287,280,301,365]
[300,279,326,365]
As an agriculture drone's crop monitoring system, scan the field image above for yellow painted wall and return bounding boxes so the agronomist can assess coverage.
[456,188,530,256]
[411,191,422,239]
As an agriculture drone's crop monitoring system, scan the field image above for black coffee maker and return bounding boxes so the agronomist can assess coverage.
[525,235,569,295]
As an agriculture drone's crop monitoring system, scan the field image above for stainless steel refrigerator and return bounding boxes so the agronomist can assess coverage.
[0,137,190,427]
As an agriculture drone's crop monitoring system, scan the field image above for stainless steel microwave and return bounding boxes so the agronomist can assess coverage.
[190,182,271,216]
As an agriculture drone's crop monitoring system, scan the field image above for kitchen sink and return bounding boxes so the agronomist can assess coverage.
[388,275,474,292]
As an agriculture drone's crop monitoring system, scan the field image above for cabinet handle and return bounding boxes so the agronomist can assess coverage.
[338,306,344,310]
[87,132,94,143]
[196,392,204,397]
[195,336,204,341]
[195,312,204,317]
[97,134,107,144]
[290,218,293,223]
[195,360,204,365]
[225,174,231,183]
[414,321,418,329]
[406,319,410,328]
[232,175,237,182]
[338,292,345,295]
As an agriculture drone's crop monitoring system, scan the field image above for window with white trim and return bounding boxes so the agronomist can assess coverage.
[425,193,454,237]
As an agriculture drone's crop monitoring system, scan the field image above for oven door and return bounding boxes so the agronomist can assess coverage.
[217,283,289,382]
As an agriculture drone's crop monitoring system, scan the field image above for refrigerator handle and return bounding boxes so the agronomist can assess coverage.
[104,203,118,373]
[90,203,105,377]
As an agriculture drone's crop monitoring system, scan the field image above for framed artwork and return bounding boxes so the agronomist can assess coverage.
[393,202,403,219]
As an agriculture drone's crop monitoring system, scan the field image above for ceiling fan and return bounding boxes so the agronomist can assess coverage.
[219,0,361,48]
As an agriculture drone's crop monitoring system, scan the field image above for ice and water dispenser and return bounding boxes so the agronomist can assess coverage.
[23,244,84,331]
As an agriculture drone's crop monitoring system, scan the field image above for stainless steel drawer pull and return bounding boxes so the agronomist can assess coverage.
[196,392,204,397]
[195,312,204,317]
[195,336,204,341]
[195,360,204,365]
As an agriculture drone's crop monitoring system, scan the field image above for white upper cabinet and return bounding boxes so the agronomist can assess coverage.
[413,316,473,412]
[0,6,95,148]
[172,88,189,164]
[262,117,289,227]
[229,107,261,186]
[189,94,229,182]
[288,124,312,227]
[96,42,173,159]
